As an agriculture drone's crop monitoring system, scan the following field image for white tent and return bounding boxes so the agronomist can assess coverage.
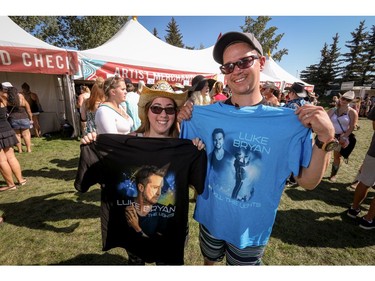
[262,56,314,91]
[77,18,221,85]
[77,18,311,92]
[0,16,79,136]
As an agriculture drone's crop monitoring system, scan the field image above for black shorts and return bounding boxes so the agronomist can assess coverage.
[199,224,266,265]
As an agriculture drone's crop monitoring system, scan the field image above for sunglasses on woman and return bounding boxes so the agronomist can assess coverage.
[149,105,177,115]
[219,55,259,74]
[341,97,352,102]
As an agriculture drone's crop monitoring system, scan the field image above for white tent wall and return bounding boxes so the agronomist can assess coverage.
[263,56,314,91]
[0,16,80,137]
[0,72,80,137]
[76,18,221,84]
[0,72,65,134]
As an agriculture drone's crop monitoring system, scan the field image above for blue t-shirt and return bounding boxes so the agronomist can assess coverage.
[180,102,312,248]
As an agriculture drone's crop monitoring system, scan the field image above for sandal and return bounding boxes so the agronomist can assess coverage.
[0,185,17,191]
[18,178,27,186]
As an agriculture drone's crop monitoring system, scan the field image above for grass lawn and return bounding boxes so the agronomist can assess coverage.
[0,117,374,268]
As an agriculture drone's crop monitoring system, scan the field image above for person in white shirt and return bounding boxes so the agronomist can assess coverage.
[95,76,133,135]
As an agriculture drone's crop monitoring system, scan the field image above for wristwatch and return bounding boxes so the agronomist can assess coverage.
[314,136,339,152]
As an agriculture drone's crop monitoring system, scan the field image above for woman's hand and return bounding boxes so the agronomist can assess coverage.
[80,132,97,145]
[125,205,142,232]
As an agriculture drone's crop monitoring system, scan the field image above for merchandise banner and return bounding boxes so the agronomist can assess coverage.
[80,58,217,85]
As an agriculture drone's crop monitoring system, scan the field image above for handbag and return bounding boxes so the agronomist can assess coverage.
[335,111,350,149]
[6,106,15,120]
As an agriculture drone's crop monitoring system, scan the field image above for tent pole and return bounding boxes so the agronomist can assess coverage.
[62,74,80,138]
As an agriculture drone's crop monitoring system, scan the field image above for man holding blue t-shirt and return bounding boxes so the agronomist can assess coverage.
[179,31,337,265]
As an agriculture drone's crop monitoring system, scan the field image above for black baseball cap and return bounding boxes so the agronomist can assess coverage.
[213,32,263,65]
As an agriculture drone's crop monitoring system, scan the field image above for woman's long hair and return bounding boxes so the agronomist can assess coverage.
[189,90,211,105]
[7,87,20,107]
[85,77,105,112]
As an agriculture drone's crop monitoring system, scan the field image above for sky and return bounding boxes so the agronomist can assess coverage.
[136,16,375,78]
[3,0,375,80]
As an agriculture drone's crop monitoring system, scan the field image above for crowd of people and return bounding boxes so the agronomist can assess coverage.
[1,31,374,264]
[0,81,40,192]
[76,30,372,266]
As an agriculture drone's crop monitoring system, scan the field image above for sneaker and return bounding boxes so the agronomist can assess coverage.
[359,217,375,230]
[347,207,361,218]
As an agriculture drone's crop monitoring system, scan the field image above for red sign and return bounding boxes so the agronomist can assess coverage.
[81,59,217,85]
[0,46,78,75]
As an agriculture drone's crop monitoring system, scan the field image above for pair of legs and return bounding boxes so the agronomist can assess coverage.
[32,114,41,137]
[199,224,265,265]
[351,183,375,220]
[329,150,343,182]
[347,154,375,229]
[14,128,32,153]
[0,147,26,190]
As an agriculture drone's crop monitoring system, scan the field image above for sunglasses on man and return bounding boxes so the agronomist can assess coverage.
[219,55,259,74]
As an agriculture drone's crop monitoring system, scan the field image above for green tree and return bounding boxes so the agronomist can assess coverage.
[300,34,341,95]
[326,33,342,83]
[341,20,368,85]
[361,24,375,84]
[165,17,184,48]
[302,43,331,94]
[152,27,160,39]
[10,16,128,50]
[240,16,288,61]
[9,16,61,45]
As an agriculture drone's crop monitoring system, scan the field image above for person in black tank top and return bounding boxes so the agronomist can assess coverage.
[0,82,27,191]
[21,82,42,138]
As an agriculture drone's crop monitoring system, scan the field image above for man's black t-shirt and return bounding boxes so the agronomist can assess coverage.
[74,134,207,264]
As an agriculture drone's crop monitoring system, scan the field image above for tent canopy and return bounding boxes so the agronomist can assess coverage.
[0,17,78,75]
[0,17,79,135]
[262,56,314,91]
[76,18,313,91]
[77,18,220,85]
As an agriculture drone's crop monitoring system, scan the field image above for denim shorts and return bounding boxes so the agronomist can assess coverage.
[9,118,30,130]
[358,154,375,187]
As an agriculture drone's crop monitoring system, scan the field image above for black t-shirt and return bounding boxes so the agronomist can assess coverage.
[74,134,207,264]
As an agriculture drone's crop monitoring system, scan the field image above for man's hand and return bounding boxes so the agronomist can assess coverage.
[177,101,193,123]
[295,104,335,142]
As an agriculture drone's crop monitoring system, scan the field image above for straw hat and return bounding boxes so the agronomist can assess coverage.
[173,82,185,89]
[341,90,355,100]
[138,80,187,121]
